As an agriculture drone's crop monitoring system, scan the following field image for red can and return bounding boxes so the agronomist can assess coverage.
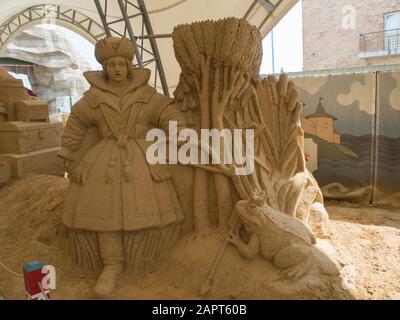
[23,261,50,300]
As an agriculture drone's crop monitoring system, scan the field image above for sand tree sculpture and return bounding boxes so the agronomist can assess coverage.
[172,18,325,233]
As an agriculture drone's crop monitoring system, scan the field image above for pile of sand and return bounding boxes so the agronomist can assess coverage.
[326,203,400,300]
[0,175,399,300]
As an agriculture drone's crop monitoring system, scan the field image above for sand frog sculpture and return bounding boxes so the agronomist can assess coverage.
[228,194,339,280]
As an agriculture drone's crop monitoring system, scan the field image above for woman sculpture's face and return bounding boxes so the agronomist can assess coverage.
[106,56,128,82]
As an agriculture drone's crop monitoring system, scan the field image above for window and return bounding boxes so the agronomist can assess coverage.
[384,12,400,51]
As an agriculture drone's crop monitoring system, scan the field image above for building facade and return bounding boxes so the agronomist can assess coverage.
[303,0,400,71]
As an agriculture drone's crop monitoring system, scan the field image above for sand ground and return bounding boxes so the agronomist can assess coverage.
[0,175,399,300]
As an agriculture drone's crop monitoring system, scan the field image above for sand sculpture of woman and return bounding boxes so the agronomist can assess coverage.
[58,37,185,297]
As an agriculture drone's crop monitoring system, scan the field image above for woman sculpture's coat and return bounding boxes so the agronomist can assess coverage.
[59,68,184,232]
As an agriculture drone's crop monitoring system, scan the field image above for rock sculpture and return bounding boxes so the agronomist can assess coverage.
[58,37,185,297]
[3,25,91,115]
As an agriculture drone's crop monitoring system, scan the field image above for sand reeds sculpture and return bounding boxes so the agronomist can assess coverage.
[172,18,332,293]
[173,18,263,231]
[173,18,262,80]
[172,18,326,233]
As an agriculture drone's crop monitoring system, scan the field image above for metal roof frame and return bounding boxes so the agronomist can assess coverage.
[0,0,299,93]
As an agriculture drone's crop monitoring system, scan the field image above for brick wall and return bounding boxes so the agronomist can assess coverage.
[303,0,400,70]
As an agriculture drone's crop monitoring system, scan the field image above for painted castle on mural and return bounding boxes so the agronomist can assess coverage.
[302,98,341,144]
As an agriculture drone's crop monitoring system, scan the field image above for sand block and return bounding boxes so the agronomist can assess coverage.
[16,100,49,122]
[0,79,29,121]
[0,121,62,154]
[0,161,11,184]
[0,147,64,177]
[0,103,6,124]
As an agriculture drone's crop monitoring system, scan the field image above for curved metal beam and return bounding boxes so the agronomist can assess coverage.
[94,0,170,96]
[0,4,106,51]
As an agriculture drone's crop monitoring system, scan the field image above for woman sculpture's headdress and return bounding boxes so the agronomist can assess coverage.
[94,37,135,64]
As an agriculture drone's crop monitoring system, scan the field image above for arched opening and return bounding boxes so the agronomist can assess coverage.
[1,23,101,123]
[0,5,105,50]
[0,5,106,122]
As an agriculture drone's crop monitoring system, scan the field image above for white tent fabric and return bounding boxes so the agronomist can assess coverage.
[0,0,298,91]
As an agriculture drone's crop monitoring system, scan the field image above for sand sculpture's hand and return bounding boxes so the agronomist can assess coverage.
[227,228,241,247]
[63,159,71,171]
[68,162,87,185]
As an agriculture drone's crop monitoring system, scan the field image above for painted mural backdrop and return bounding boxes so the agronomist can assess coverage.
[292,73,386,205]
[375,71,400,207]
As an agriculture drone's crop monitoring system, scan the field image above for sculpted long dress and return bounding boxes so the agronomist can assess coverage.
[59,68,185,270]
